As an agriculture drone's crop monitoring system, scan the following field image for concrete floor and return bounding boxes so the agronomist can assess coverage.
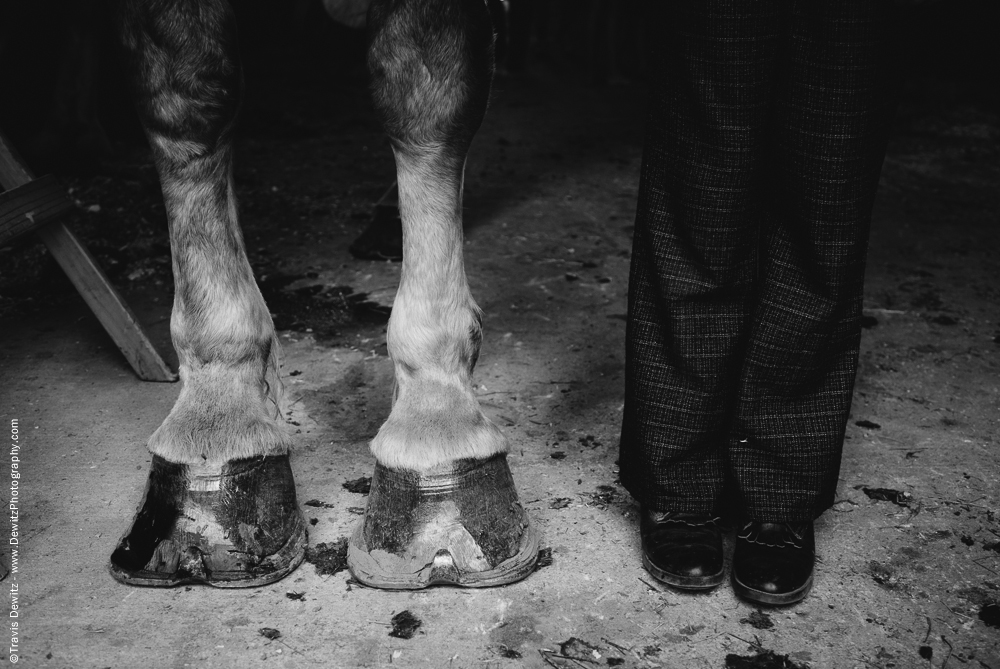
[2,42,999,669]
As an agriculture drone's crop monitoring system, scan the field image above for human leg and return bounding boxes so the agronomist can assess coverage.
[620,0,786,588]
[728,0,897,605]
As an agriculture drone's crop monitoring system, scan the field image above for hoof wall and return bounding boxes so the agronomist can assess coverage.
[109,454,306,588]
[348,454,539,589]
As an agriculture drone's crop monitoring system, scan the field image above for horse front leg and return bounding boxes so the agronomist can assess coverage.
[108,0,305,587]
[347,0,538,588]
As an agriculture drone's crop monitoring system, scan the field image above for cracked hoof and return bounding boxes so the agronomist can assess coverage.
[348,454,539,589]
[109,454,307,588]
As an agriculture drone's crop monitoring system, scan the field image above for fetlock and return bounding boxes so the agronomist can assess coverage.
[148,352,287,466]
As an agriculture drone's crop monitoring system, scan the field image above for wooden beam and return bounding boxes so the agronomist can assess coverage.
[0,128,176,382]
[35,220,177,382]
[0,175,75,247]
[0,132,33,189]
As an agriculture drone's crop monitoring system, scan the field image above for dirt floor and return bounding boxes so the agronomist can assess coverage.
[2,11,1000,669]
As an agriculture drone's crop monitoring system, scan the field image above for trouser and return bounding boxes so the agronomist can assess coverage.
[619,0,897,522]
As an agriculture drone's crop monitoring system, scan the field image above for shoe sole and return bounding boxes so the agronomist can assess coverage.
[641,552,725,591]
[731,571,814,605]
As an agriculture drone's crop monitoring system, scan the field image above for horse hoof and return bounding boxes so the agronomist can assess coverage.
[347,454,539,589]
[109,454,307,588]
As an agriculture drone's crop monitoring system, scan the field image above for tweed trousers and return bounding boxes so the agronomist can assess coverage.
[619,0,897,522]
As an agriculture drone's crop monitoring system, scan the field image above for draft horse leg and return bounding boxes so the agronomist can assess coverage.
[108,0,306,587]
[347,0,538,588]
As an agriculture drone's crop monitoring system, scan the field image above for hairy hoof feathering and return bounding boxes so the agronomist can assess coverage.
[348,454,539,589]
[109,454,307,587]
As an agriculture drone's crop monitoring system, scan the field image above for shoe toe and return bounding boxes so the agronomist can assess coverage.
[648,543,722,578]
[640,511,725,590]
[732,521,815,605]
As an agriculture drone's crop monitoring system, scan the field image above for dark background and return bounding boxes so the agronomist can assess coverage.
[2,0,996,174]
[0,0,997,316]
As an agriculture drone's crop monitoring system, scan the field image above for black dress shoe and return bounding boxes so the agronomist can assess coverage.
[640,509,725,590]
[732,520,814,605]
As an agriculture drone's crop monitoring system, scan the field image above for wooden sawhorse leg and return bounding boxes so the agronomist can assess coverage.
[0,131,175,382]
